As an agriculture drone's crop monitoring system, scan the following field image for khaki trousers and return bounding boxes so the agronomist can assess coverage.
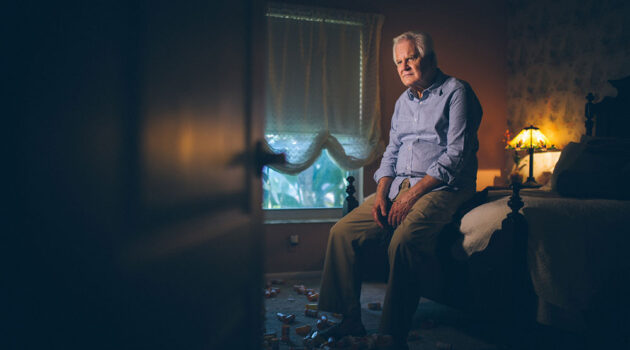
[318,180,473,341]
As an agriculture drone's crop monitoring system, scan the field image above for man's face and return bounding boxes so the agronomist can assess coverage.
[394,39,433,90]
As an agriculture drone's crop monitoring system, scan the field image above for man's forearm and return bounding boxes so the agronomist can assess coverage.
[376,177,394,199]
[405,175,443,202]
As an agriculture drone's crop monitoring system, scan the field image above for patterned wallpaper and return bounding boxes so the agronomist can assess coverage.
[506,0,630,148]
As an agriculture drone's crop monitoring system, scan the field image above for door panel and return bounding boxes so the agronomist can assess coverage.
[122,1,264,349]
[140,0,251,209]
[120,210,257,349]
[9,1,265,349]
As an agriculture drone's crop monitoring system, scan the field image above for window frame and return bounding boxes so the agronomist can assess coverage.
[262,5,371,223]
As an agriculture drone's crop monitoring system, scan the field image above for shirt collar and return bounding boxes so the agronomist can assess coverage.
[406,68,447,100]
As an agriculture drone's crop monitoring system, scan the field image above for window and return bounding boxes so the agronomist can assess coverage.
[263,4,383,222]
[263,150,362,223]
[263,149,353,209]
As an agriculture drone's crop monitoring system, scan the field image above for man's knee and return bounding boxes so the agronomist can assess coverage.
[329,221,345,240]
[387,228,412,258]
[387,225,440,260]
[329,218,355,246]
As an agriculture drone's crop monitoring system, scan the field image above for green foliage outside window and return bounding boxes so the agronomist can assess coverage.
[262,150,350,209]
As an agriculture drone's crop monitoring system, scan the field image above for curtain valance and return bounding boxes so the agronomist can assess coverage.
[264,3,384,174]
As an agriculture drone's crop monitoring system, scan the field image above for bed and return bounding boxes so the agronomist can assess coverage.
[345,76,630,347]
[448,76,630,346]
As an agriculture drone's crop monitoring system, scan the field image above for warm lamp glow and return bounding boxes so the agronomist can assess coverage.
[505,125,556,187]
[506,125,552,150]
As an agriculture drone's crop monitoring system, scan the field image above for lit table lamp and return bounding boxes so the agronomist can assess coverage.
[506,125,555,187]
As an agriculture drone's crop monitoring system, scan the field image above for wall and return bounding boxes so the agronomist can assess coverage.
[264,0,507,273]
[506,0,630,147]
[265,222,334,272]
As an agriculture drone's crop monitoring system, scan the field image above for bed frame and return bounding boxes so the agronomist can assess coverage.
[585,76,630,139]
[342,75,630,348]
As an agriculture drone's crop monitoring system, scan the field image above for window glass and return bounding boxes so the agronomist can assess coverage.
[262,149,351,209]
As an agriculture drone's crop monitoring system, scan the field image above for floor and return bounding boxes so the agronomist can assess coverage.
[263,274,504,350]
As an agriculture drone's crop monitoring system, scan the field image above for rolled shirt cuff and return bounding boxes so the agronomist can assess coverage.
[373,167,395,184]
[426,163,455,186]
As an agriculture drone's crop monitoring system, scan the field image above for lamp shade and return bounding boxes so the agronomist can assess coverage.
[506,125,551,150]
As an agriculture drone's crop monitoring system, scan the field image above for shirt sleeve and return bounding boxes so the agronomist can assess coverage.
[373,99,402,184]
[426,85,480,185]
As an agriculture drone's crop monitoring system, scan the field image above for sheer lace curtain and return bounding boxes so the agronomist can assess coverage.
[264,4,384,174]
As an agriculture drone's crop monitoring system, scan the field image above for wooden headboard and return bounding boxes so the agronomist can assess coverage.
[585,75,630,138]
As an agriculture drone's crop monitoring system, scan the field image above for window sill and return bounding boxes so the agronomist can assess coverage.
[263,208,344,224]
[264,218,340,224]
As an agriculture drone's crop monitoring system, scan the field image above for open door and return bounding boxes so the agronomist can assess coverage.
[9,1,267,349]
[120,1,267,348]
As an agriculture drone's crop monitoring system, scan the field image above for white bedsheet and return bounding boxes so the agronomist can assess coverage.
[460,189,630,315]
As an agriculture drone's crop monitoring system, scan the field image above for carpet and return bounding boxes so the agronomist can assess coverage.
[262,273,502,350]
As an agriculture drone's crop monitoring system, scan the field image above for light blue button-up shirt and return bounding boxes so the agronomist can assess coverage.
[373,69,482,200]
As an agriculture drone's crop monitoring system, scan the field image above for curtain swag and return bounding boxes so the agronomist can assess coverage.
[264,3,384,174]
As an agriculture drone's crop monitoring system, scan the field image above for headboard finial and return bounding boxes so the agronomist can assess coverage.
[585,93,595,137]
[343,176,358,216]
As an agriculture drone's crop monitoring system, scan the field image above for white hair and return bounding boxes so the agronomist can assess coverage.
[392,31,437,65]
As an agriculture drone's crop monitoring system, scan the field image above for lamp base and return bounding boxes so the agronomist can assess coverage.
[522,178,542,188]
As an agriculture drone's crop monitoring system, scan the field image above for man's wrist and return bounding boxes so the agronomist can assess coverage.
[406,186,427,203]
[406,175,441,201]
[376,177,393,198]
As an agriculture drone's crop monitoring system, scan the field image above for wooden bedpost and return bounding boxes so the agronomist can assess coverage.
[585,92,595,137]
[504,180,536,349]
[343,176,358,216]
[507,181,524,219]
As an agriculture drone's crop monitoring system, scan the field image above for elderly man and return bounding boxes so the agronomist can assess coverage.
[317,31,482,349]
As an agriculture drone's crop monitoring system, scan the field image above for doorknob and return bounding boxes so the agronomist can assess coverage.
[254,141,286,177]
